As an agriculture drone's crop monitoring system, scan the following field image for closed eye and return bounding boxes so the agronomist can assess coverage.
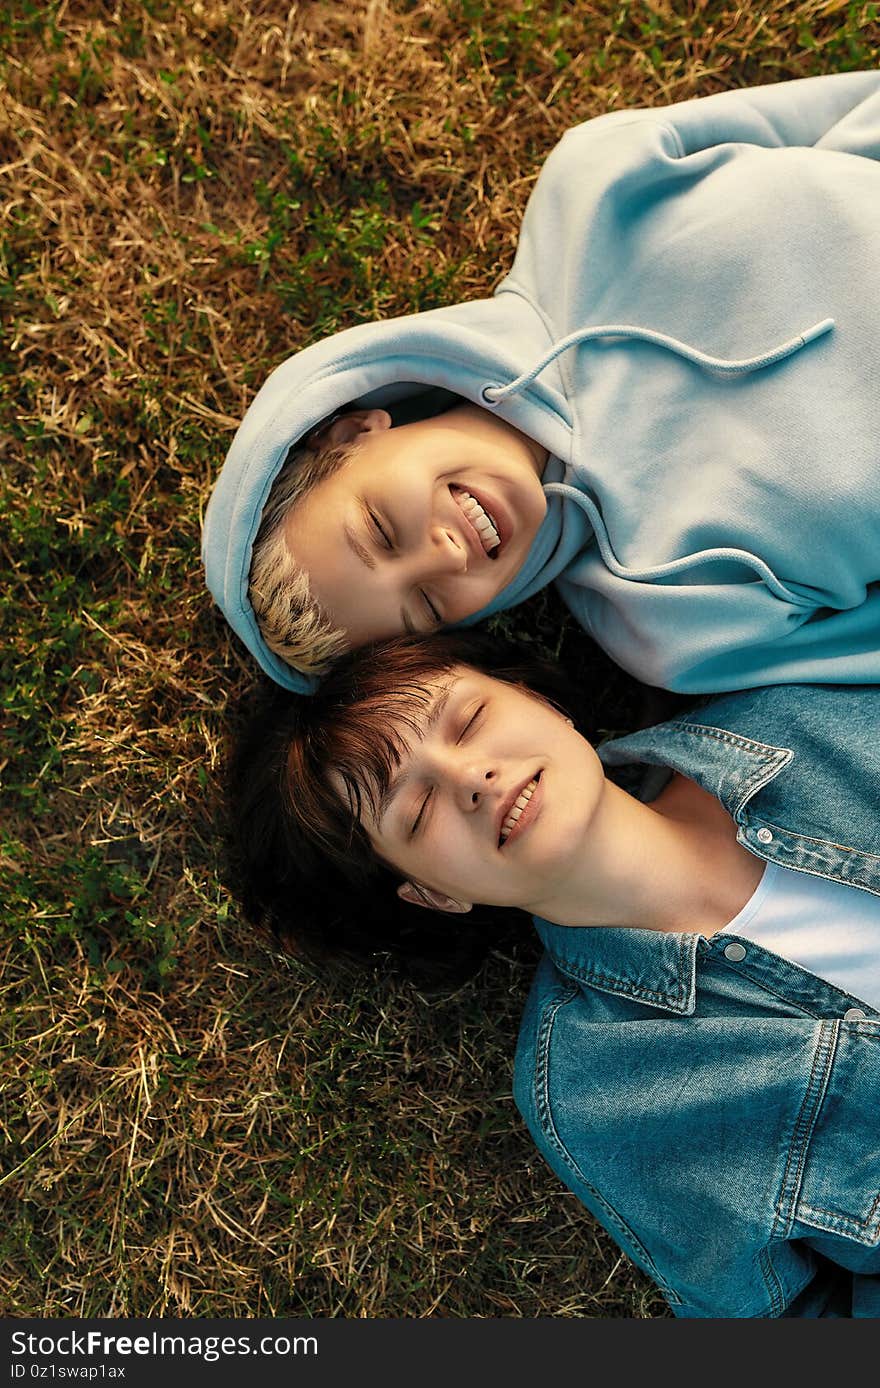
[410,789,432,837]
[420,590,442,626]
[367,507,393,550]
[457,704,484,742]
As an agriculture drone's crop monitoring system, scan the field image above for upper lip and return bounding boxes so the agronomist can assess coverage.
[496,770,541,846]
[455,504,487,562]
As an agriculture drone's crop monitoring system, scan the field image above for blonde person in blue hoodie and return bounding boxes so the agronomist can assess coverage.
[203,71,880,695]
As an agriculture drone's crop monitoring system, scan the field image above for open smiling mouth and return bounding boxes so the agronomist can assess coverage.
[499,771,542,847]
[451,485,501,558]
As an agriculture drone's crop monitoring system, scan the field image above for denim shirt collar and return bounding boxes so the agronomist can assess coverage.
[534,716,793,1015]
[598,717,794,819]
[533,920,704,1015]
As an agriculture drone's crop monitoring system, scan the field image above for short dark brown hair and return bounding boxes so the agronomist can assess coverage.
[228,632,574,970]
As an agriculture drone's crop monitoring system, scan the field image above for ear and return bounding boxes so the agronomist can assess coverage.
[315,408,392,449]
[397,881,473,915]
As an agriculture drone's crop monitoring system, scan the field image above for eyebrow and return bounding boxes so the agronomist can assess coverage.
[375,680,458,823]
[342,521,376,571]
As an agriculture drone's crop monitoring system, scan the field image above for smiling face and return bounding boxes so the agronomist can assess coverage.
[285,404,547,645]
[335,666,606,913]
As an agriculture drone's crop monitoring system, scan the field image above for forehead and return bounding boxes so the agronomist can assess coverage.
[340,417,454,481]
[327,672,461,820]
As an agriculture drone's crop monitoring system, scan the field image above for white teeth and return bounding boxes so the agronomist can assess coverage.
[453,489,501,555]
[500,778,538,845]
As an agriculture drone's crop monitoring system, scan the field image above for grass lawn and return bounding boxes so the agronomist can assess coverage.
[2,0,877,1317]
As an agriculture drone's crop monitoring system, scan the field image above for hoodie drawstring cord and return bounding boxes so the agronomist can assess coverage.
[480,318,835,404]
[540,481,813,605]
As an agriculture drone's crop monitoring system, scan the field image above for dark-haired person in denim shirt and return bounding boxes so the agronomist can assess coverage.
[232,634,880,1317]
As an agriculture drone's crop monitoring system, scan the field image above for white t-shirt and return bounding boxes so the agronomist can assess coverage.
[720,861,880,1011]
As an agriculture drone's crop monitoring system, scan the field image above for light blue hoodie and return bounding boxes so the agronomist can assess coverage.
[202,72,880,693]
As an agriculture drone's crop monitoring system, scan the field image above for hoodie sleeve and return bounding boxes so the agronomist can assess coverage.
[504,72,880,323]
[580,70,880,158]
[495,72,880,694]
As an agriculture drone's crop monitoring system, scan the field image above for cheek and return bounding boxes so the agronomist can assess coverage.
[409,819,477,895]
[376,462,431,502]
[369,825,447,891]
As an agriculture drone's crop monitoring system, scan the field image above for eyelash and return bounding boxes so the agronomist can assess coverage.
[367,506,441,630]
[421,591,442,626]
[410,791,431,838]
[409,704,485,835]
[458,704,484,742]
[368,508,392,550]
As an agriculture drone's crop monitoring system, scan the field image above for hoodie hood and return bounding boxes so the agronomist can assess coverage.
[201,294,575,691]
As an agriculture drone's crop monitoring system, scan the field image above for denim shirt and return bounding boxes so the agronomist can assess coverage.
[513,683,880,1318]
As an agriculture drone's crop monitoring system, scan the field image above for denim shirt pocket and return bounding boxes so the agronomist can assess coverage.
[530,985,685,1306]
[775,1017,880,1247]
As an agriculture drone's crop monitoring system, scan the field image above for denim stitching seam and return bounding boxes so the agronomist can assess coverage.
[796,1193,880,1244]
[757,1246,786,1318]
[553,963,687,1010]
[773,1020,839,1238]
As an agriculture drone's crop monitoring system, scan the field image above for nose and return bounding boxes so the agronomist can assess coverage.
[421,522,468,577]
[450,762,497,812]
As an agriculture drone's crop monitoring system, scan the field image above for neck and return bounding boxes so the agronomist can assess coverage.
[527,777,762,934]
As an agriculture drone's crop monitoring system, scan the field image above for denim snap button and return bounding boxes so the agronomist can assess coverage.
[756,827,773,844]
[844,1007,866,1021]
[724,942,747,962]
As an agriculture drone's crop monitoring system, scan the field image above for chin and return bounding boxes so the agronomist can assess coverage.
[542,813,592,873]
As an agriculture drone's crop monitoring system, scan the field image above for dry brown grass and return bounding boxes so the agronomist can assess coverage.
[2,0,877,1318]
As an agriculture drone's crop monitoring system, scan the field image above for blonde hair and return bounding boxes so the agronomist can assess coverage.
[248,441,354,676]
